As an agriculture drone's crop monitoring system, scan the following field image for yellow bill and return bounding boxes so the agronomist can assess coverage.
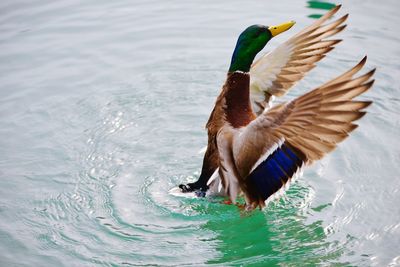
[268,21,296,37]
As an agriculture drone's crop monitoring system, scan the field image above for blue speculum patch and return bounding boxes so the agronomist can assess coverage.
[248,142,304,200]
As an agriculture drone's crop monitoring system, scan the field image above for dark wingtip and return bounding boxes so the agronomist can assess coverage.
[361,55,368,64]
[353,56,368,71]
[332,4,342,13]
[351,123,359,131]
[358,111,367,120]
[338,24,347,31]
[368,79,375,88]
[331,39,343,45]
[363,101,373,109]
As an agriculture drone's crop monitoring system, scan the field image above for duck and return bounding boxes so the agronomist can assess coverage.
[178,5,375,210]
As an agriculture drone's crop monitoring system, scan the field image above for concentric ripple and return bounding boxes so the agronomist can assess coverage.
[1,0,399,266]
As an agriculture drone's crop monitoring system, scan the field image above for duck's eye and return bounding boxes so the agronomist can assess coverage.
[274,27,277,29]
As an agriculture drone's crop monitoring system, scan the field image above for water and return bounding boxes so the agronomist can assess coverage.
[1,0,399,266]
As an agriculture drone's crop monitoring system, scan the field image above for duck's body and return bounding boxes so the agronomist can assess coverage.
[198,72,256,190]
[178,5,374,210]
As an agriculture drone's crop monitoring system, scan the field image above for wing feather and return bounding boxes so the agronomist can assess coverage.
[270,58,374,163]
[250,5,347,114]
[230,58,374,208]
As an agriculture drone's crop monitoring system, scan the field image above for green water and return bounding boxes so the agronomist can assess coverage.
[307,1,336,19]
[1,0,399,266]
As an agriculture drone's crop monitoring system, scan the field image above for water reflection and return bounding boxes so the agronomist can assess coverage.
[200,182,352,265]
[307,0,337,19]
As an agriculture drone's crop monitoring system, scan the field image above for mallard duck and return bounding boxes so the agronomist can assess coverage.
[178,5,375,210]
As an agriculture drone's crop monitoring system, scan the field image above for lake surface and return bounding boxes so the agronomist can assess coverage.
[1,0,399,266]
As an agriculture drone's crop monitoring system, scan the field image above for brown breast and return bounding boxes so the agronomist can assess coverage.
[224,72,256,128]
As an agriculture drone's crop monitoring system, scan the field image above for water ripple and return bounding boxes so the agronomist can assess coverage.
[1,0,399,266]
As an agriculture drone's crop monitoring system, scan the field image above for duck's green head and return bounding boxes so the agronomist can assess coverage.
[229,21,295,72]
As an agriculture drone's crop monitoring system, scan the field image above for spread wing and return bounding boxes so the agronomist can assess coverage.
[231,57,374,208]
[250,5,348,114]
